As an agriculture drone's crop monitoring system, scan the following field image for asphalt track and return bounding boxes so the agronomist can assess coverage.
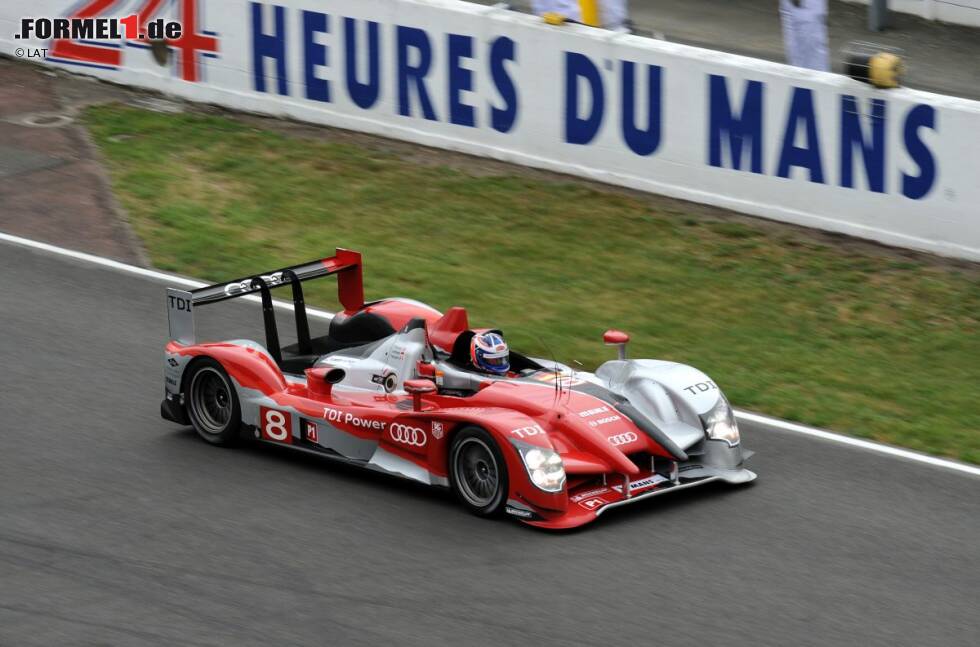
[1,241,977,647]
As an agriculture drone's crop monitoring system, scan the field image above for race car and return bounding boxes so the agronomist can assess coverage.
[161,249,755,529]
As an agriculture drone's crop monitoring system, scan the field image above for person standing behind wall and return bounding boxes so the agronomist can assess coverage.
[780,0,831,71]
[530,0,630,31]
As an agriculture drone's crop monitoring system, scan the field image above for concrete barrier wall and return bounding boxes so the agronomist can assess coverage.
[3,0,979,260]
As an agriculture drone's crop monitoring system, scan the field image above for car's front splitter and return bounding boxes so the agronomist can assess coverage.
[522,468,755,530]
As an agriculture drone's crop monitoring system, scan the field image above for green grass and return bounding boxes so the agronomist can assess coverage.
[84,104,980,463]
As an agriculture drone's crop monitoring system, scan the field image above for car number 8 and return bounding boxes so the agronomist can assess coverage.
[261,407,291,443]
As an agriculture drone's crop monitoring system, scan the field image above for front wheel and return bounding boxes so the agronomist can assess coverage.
[449,427,508,517]
[185,358,242,446]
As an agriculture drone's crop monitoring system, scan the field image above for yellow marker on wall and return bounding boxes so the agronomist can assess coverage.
[542,11,566,25]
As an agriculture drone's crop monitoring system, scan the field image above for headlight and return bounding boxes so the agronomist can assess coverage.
[517,445,566,493]
[700,396,740,446]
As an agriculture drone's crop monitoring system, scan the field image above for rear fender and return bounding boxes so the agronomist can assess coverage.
[169,339,288,398]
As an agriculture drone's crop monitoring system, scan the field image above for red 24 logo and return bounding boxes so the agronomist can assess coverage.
[48,0,218,81]
[260,407,292,444]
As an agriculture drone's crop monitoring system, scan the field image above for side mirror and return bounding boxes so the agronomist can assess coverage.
[603,329,630,360]
[404,378,437,411]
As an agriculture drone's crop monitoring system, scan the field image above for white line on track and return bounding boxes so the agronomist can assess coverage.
[0,231,336,320]
[2,230,978,478]
[734,411,980,477]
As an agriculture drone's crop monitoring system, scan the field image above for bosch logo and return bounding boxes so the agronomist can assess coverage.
[607,431,638,446]
[390,423,427,447]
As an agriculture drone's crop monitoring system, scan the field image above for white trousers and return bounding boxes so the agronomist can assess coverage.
[779,0,831,71]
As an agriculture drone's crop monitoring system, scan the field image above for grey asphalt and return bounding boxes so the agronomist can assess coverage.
[1,240,977,647]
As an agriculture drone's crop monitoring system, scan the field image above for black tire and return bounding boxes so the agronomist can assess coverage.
[185,358,242,446]
[448,426,509,517]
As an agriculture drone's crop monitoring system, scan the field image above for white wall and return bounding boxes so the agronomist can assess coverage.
[842,0,980,27]
[3,0,979,261]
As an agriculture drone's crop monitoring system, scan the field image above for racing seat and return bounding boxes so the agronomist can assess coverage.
[279,311,396,374]
[327,311,396,345]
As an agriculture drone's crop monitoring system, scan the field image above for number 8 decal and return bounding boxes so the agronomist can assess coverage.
[260,407,292,444]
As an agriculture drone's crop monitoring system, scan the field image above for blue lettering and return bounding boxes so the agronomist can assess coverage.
[776,87,824,184]
[901,104,937,200]
[302,11,329,103]
[447,34,475,127]
[344,18,380,110]
[840,96,885,192]
[396,26,437,121]
[489,37,518,133]
[251,3,288,96]
[564,52,604,145]
[621,61,662,156]
[708,75,763,173]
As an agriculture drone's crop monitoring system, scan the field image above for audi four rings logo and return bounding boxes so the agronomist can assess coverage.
[390,423,427,447]
[607,431,638,446]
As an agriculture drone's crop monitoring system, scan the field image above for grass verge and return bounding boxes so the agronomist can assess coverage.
[84,104,979,463]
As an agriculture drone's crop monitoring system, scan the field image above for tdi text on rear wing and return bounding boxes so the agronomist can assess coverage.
[166,248,363,363]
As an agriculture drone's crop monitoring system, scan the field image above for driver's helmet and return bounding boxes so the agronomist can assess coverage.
[470,331,510,375]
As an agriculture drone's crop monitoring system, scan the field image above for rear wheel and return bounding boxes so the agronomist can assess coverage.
[186,358,241,446]
[449,427,508,517]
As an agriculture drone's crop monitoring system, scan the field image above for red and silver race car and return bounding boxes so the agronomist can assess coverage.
[162,250,755,529]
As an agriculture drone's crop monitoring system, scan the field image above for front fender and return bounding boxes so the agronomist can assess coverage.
[422,408,568,517]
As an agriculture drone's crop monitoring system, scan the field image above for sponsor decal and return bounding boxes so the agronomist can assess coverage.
[607,431,638,447]
[167,294,192,313]
[371,371,398,393]
[165,376,178,387]
[578,406,610,418]
[570,486,612,502]
[167,357,179,367]
[390,344,408,360]
[260,407,292,443]
[224,271,285,297]
[302,418,318,443]
[509,424,544,439]
[322,355,357,367]
[322,407,386,431]
[389,423,426,447]
[683,380,718,396]
[579,497,605,511]
[611,474,668,494]
[431,421,444,440]
[533,372,586,387]
[505,506,533,518]
[588,414,622,428]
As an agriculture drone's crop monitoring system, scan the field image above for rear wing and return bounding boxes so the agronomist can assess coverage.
[167,249,363,360]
